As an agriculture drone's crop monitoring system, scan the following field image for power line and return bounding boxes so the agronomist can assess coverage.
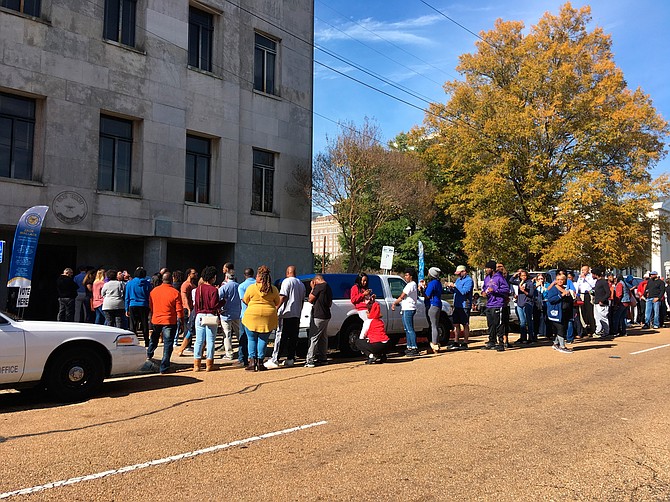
[418,0,494,48]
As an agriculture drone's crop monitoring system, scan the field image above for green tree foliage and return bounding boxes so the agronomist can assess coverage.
[313,119,434,272]
[421,3,669,270]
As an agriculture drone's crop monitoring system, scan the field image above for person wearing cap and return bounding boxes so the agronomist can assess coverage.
[444,265,473,349]
[419,267,443,353]
[644,271,664,329]
[482,260,510,351]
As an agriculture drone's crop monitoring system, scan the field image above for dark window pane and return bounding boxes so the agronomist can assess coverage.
[188,24,200,67]
[1,0,22,10]
[100,115,132,138]
[252,166,262,211]
[263,168,273,212]
[0,92,35,119]
[98,137,114,191]
[0,117,11,178]
[255,33,275,51]
[103,0,120,41]
[196,156,209,204]
[253,149,273,167]
[254,47,264,91]
[201,29,212,71]
[266,52,276,95]
[23,0,40,16]
[115,140,132,193]
[186,135,209,155]
[120,0,136,46]
[185,153,196,202]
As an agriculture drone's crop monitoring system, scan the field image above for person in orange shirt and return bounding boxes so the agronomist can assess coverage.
[148,271,184,374]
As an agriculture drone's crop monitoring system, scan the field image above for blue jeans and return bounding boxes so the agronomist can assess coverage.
[516,303,534,341]
[246,330,270,359]
[94,306,106,325]
[147,324,176,373]
[238,325,250,363]
[401,310,417,349]
[645,299,660,327]
[194,314,217,360]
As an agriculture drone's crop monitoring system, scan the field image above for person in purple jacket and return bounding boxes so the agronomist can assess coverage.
[482,260,510,351]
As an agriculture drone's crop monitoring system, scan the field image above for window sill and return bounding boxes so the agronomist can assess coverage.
[187,66,222,80]
[0,7,51,25]
[0,177,44,187]
[96,190,142,199]
[103,39,146,55]
[185,201,221,209]
[252,89,281,101]
[250,209,279,218]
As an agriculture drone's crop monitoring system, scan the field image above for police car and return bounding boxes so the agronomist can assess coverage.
[0,312,146,401]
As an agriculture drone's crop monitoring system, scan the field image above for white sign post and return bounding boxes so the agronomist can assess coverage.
[380,246,394,272]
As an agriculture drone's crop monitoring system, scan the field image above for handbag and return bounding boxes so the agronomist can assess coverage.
[200,315,219,327]
[197,285,219,327]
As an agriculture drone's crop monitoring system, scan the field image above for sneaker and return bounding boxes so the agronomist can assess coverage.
[557,346,573,354]
[496,345,505,352]
[642,324,650,329]
[304,361,316,368]
[504,342,512,349]
[552,344,560,351]
[460,342,469,349]
[281,359,295,367]
[483,343,496,350]
[222,354,233,360]
[404,348,419,357]
[365,355,379,365]
[264,360,279,370]
[183,348,194,355]
[653,325,660,329]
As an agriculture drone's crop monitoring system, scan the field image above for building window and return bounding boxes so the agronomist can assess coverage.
[254,33,277,94]
[252,149,274,213]
[0,92,35,181]
[98,115,132,193]
[188,7,213,72]
[0,0,41,16]
[185,135,210,204]
[103,0,137,47]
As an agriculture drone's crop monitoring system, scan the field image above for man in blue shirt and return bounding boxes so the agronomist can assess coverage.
[125,267,152,346]
[445,265,473,349]
[218,269,241,360]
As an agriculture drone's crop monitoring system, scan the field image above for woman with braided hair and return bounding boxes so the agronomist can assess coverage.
[242,265,281,371]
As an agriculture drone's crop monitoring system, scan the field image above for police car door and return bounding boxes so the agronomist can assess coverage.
[0,314,25,383]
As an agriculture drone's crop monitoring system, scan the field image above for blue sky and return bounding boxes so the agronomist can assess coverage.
[313,0,670,179]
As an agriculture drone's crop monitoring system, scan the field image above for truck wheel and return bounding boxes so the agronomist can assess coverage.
[45,347,105,402]
[339,320,363,357]
[437,313,453,345]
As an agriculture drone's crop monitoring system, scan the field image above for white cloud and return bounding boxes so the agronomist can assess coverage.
[315,14,444,46]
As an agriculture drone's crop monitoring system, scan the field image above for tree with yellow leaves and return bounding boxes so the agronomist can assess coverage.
[422,3,669,269]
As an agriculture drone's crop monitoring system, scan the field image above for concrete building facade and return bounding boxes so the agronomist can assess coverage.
[0,0,314,319]
[311,213,341,258]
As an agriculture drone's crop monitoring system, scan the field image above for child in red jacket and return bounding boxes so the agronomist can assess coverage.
[356,302,390,364]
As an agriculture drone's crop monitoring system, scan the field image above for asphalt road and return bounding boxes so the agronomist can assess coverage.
[1,327,669,501]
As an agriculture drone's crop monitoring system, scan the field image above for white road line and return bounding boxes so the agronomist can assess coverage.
[630,344,670,355]
[0,420,328,499]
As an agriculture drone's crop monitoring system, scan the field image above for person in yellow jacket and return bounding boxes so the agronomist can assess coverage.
[242,265,281,371]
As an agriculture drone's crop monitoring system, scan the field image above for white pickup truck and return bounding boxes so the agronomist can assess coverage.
[294,274,453,355]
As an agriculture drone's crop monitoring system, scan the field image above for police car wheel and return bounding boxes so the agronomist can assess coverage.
[46,347,104,402]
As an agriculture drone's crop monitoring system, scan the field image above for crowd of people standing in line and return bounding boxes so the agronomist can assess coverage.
[54,259,670,373]
[55,262,334,375]
[386,261,670,358]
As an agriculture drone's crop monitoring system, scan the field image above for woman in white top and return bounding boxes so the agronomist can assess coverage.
[392,268,419,356]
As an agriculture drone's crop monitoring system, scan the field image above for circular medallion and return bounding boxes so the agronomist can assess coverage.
[53,191,88,224]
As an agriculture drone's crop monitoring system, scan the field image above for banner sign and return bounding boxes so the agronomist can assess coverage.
[418,241,425,281]
[7,206,49,289]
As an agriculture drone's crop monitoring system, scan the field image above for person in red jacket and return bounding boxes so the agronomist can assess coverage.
[350,273,373,320]
[356,301,390,364]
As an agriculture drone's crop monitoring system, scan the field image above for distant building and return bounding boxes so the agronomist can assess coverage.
[312,214,341,258]
[650,199,670,278]
[0,1,314,319]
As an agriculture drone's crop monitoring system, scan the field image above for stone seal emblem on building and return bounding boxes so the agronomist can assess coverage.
[53,191,88,224]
